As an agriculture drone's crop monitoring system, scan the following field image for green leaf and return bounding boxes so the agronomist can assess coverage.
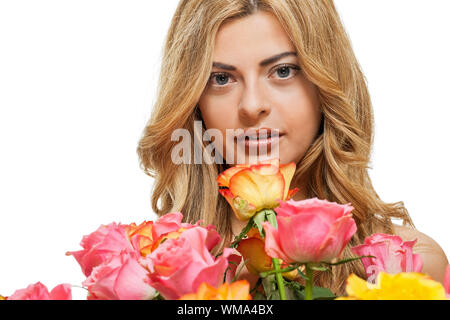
[252,292,267,300]
[259,264,300,278]
[262,275,279,300]
[265,209,278,228]
[253,210,267,237]
[312,286,336,300]
[230,218,254,248]
[269,291,281,300]
[152,292,164,300]
[296,267,309,281]
[282,284,299,300]
[285,280,306,300]
[310,265,330,272]
[231,258,248,282]
[323,255,376,266]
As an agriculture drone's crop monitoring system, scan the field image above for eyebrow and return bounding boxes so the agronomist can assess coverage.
[212,51,297,71]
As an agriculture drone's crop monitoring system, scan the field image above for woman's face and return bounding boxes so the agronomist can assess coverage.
[198,11,322,166]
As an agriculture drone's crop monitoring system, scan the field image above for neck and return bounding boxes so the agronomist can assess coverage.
[231,215,248,238]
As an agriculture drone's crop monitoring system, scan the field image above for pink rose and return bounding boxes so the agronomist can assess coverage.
[444,264,450,299]
[66,212,219,279]
[83,250,156,300]
[263,198,357,263]
[153,212,221,250]
[7,282,72,300]
[145,226,241,300]
[351,233,423,283]
[66,222,134,277]
[152,212,193,237]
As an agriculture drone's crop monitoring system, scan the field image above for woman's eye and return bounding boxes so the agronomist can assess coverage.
[209,64,300,88]
[272,65,300,80]
[276,66,291,78]
[210,73,231,86]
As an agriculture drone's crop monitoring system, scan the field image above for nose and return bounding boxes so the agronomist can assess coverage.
[238,79,271,123]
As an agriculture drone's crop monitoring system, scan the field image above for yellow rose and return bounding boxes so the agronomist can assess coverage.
[336,272,447,300]
[217,158,298,221]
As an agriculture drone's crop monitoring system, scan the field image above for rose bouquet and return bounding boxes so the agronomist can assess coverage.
[1,158,449,300]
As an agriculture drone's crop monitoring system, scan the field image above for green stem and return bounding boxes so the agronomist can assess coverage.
[264,209,286,300]
[259,265,299,277]
[305,264,314,300]
[272,258,287,300]
[230,217,254,248]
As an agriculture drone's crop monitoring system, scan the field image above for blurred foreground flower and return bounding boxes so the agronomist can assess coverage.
[336,272,447,300]
[3,282,72,300]
[179,280,252,300]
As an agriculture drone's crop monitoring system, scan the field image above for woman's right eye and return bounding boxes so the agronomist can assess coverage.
[209,73,233,87]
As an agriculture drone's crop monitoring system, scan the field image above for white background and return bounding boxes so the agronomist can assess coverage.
[0,1,448,299]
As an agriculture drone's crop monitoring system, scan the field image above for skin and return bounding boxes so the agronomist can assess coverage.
[389,225,448,285]
[198,11,449,289]
[198,10,318,232]
[198,10,322,168]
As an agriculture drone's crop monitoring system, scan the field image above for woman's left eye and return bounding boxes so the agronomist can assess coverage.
[272,64,300,79]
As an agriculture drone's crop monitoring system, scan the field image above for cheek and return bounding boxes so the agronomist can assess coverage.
[198,93,238,158]
[274,78,322,160]
[285,107,321,143]
[198,90,240,130]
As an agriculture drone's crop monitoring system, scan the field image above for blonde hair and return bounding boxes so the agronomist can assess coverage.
[137,0,415,296]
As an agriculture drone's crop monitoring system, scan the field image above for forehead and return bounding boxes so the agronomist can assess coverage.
[213,11,296,62]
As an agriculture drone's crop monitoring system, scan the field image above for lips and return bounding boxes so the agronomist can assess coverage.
[234,128,284,155]
[236,128,283,141]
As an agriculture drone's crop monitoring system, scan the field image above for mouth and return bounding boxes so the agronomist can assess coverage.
[234,128,284,153]
[242,134,283,148]
[236,128,284,142]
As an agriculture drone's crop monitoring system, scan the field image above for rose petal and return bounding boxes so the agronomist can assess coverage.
[262,221,293,263]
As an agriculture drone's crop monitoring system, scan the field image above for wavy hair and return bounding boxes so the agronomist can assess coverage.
[137,0,416,295]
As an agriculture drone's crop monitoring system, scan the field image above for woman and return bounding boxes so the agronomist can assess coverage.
[137,0,448,295]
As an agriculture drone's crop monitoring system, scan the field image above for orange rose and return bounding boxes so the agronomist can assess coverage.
[217,158,298,221]
[126,221,157,256]
[126,212,212,256]
[236,228,272,274]
[179,280,252,300]
[236,228,301,280]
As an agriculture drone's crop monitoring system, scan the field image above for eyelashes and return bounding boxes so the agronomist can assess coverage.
[208,64,301,88]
